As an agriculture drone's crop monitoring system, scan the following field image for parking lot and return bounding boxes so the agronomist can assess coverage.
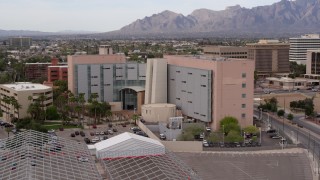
[54,123,139,144]
[177,149,313,180]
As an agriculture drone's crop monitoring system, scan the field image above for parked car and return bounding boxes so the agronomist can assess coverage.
[108,129,114,135]
[75,131,79,136]
[136,131,148,137]
[113,128,118,132]
[103,136,108,140]
[90,132,94,136]
[84,138,90,144]
[70,133,75,137]
[206,127,211,132]
[91,137,99,143]
[122,124,126,127]
[80,131,85,137]
[297,124,304,128]
[203,140,209,147]
[104,131,109,135]
[95,132,100,135]
[140,119,146,123]
[100,131,104,135]
[160,134,166,140]
[312,88,318,92]
[92,125,97,129]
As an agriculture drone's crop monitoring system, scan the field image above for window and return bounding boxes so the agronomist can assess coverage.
[242,83,246,88]
[242,104,246,108]
[241,113,246,118]
[182,81,186,83]
[201,85,206,87]
[242,73,246,78]
[242,94,246,98]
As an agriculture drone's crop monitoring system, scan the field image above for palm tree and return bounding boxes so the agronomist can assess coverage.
[74,105,82,125]
[88,93,99,125]
[78,93,86,123]
[38,94,47,122]
[132,114,139,126]
[2,96,11,122]
[11,98,21,121]
[105,110,113,122]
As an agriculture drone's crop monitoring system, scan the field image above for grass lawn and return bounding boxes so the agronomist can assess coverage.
[43,124,82,130]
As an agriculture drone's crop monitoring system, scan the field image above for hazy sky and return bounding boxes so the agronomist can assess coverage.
[0,0,280,32]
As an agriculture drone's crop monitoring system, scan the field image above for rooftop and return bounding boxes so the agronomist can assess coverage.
[2,82,52,91]
[101,150,200,180]
[0,130,102,180]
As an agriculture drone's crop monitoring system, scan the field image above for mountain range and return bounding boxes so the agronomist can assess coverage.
[1,0,320,39]
[104,0,320,38]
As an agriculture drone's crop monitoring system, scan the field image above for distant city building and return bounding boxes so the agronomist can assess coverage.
[25,58,67,81]
[9,37,32,48]
[247,40,290,75]
[0,82,52,122]
[47,58,68,82]
[68,48,146,113]
[202,46,248,59]
[145,56,254,130]
[289,34,320,65]
[306,49,320,75]
[99,45,113,55]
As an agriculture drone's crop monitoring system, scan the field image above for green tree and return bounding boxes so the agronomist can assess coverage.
[132,114,139,125]
[220,116,241,135]
[304,98,314,117]
[46,106,59,120]
[277,109,285,118]
[207,133,221,143]
[243,125,259,135]
[5,126,13,137]
[287,113,294,121]
[225,130,243,143]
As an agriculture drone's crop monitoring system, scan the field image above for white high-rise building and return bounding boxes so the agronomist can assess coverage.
[289,34,320,64]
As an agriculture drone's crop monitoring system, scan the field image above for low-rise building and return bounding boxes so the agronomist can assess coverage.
[0,82,53,122]
[202,46,248,59]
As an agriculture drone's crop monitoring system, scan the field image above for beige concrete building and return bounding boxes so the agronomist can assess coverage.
[203,46,248,59]
[306,50,320,75]
[68,48,146,113]
[247,40,290,74]
[145,56,254,130]
[0,83,53,122]
[141,104,176,123]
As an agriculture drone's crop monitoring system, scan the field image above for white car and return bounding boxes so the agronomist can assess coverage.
[203,140,209,147]
[206,127,211,132]
[91,137,99,143]
[108,129,113,135]
[312,88,318,92]
[160,134,166,140]
[48,129,55,133]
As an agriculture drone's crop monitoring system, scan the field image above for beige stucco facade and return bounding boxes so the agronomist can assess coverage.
[141,104,176,123]
[0,83,53,122]
[145,59,167,104]
[163,56,254,130]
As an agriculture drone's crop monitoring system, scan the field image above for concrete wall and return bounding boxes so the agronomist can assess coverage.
[137,121,202,152]
[161,141,202,152]
[137,120,160,141]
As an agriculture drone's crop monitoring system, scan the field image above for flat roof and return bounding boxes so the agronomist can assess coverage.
[48,65,68,68]
[143,103,176,108]
[2,82,52,91]
[0,130,102,180]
